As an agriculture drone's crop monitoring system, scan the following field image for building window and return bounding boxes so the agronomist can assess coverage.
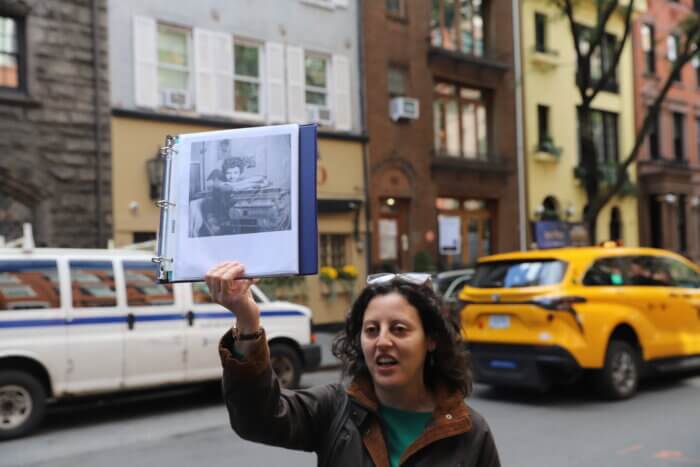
[534,13,547,53]
[696,118,700,163]
[577,108,619,164]
[157,24,192,108]
[430,0,484,57]
[640,24,655,75]
[320,234,347,269]
[609,206,622,241]
[673,112,685,162]
[677,194,687,253]
[387,65,407,96]
[537,105,550,148]
[305,53,329,107]
[0,15,22,90]
[433,83,488,160]
[576,25,618,91]
[386,0,406,18]
[648,107,661,160]
[233,41,262,115]
[668,33,681,82]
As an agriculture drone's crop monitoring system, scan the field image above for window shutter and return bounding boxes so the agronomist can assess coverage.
[287,45,306,124]
[332,54,352,131]
[333,0,350,7]
[266,42,286,123]
[211,31,234,116]
[133,16,158,108]
[194,28,215,115]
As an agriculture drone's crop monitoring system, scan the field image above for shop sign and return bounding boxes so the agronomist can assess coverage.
[438,215,461,255]
[534,221,570,249]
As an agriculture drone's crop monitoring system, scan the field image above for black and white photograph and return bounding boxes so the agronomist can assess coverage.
[187,134,292,238]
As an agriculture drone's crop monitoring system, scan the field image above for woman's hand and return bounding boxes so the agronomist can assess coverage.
[205,261,260,334]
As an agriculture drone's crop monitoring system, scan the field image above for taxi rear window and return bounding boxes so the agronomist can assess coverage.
[471,260,567,288]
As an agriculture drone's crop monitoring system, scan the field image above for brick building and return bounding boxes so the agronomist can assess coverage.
[0,0,111,247]
[362,0,520,272]
[632,0,700,261]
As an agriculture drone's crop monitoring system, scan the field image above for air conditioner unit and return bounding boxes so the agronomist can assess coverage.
[390,97,420,122]
[160,89,190,109]
[306,105,333,126]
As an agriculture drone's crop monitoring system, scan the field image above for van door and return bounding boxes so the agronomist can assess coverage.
[661,256,700,358]
[121,261,186,388]
[65,259,125,393]
[184,282,233,382]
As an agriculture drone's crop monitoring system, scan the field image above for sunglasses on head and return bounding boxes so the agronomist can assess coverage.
[366,273,433,287]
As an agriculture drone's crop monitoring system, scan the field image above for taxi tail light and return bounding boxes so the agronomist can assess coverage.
[533,296,586,312]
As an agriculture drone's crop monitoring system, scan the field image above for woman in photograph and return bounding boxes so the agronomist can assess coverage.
[206,261,500,467]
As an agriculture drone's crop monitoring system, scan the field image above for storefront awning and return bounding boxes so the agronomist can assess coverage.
[318,199,364,213]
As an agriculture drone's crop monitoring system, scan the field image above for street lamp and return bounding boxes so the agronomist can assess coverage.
[146,155,164,201]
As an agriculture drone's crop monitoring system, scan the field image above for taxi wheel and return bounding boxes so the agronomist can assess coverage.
[596,340,640,400]
[0,371,47,441]
[270,343,302,389]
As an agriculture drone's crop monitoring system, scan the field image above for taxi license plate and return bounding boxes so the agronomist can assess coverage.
[488,315,510,329]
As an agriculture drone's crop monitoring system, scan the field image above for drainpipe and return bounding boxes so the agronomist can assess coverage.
[357,0,373,273]
[511,0,527,251]
[91,0,104,247]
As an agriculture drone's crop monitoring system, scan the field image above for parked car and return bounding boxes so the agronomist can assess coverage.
[0,246,320,440]
[458,246,700,400]
[433,269,474,320]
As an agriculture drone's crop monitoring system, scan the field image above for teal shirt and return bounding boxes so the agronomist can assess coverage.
[379,405,433,467]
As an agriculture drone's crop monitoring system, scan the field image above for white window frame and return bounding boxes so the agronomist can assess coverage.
[233,37,265,122]
[156,22,194,109]
[300,0,336,11]
[304,51,331,109]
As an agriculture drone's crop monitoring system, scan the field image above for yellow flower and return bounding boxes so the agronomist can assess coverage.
[340,264,358,279]
[320,266,338,281]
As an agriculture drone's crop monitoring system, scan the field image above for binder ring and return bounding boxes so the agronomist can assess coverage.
[152,256,173,264]
[156,200,176,208]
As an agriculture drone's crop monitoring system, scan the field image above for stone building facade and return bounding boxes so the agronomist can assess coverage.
[632,0,700,261]
[0,0,111,247]
[362,0,520,272]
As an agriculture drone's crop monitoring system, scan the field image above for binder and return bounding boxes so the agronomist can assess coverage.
[154,124,318,283]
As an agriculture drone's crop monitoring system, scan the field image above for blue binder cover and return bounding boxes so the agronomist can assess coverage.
[298,124,319,275]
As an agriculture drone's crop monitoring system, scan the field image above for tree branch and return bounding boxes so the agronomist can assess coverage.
[587,0,635,103]
[595,33,699,212]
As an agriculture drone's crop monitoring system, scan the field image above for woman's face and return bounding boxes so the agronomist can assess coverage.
[360,292,435,393]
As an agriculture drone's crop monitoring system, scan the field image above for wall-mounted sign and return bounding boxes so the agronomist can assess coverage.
[438,215,461,255]
[379,218,398,260]
[533,221,570,249]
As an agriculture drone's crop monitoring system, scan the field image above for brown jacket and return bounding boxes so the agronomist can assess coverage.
[219,329,500,467]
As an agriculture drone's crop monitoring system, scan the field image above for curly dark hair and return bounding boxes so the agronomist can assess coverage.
[222,157,245,174]
[332,280,472,396]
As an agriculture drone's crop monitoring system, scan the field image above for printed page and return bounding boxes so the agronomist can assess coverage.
[170,124,300,281]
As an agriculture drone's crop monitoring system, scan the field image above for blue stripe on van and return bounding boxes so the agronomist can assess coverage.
[0,310,305,329]
[0,319,65,328]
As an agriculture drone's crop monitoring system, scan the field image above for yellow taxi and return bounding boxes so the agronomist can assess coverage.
[458,245,700,399]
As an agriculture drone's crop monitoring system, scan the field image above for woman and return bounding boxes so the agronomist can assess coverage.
[206,262,500,467]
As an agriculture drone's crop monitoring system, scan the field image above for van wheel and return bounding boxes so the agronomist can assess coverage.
[0,371,47,440]
[596,340,640,400]
[270,343,302,389]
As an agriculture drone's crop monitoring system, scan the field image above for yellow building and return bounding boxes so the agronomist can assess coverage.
[520,0,644,246]
[111,114,367,324]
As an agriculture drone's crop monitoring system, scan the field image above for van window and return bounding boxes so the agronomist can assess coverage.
[123,261,174,306]
[583,257,625,286]
[660,257,700,288]
[69,261,117,308]
[0,260,60,310]
[471,259,567,288]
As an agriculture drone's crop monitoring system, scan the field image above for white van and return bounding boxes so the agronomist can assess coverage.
[0,246,321,440]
